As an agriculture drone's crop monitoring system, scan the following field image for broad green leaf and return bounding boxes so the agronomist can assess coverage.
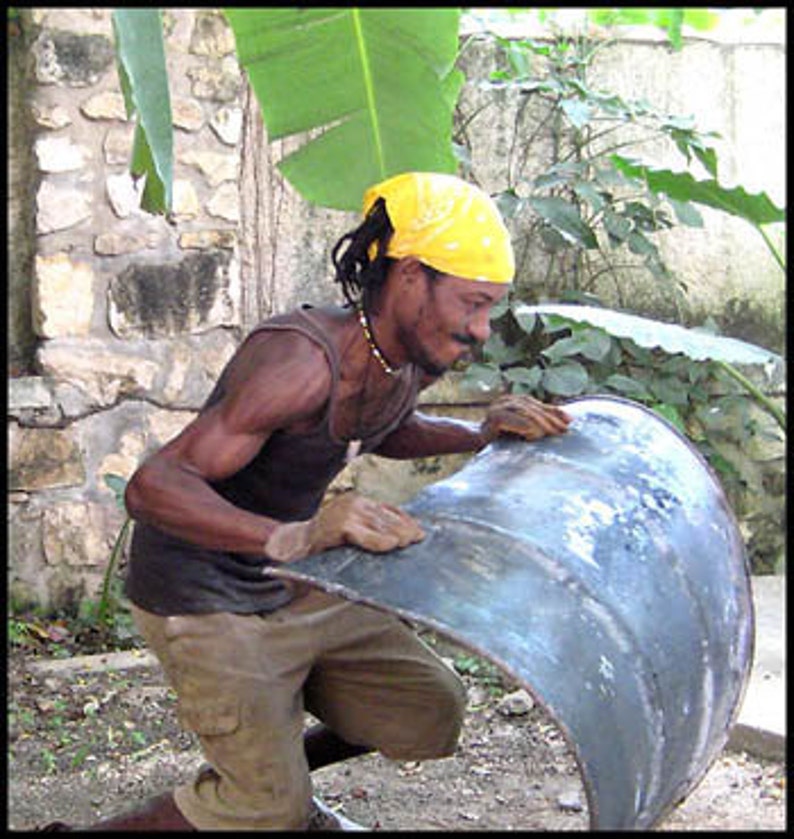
[111,10,172,213]
[527,196,599,249]
[603,209,633,244]
[652,402,687,432]
[668,198,704,227]
[483,333,526,366]
[504,366,543,392]
[560,97,591,129]
[648,375,690,406]
[541,328,612,363]
[460,362,504,392]
[573,180,606,213]
[604,373,652,400]
[513,309,539,335]
[542,361,590,396]
[516,303,782,365]
[611,154,785,226]
[225,8,461,210]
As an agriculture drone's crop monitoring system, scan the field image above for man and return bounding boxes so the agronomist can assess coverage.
[43,172,571,831]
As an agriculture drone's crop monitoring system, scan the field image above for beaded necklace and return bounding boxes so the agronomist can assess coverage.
[357,306,398,376]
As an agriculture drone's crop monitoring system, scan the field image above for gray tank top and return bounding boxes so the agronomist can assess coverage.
[125,306,420,616]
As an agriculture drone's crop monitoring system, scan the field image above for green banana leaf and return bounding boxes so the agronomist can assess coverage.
[224,8,463,210]
[516,303,782,366]
[111,10,172,213]
[611,154,785,226]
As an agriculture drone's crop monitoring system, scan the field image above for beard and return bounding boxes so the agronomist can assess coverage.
[398,324,477,378]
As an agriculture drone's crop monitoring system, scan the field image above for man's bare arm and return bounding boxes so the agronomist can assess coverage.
[125,332,331,556]
[374,395,573,460]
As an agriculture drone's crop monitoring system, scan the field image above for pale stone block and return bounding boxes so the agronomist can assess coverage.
[189,10,236,57]
[8,377,53,412]
[162,347,191,402]
[181,150,238,186]
[147,409,195,447]
[207,182,239,222]
[102,125,135,165]
[106,172,144,218]
[37,339,160,404]
[7,377,61,425]
[172,179,201,220]
[32,102,72,129]
[33,253,95,338]
[36,136,88,172]
[8,424,86,491]
[187,61,242,102]
[178,229,238,250]
[171,97,205,132]
[37,181,91,233]
[210,105,242,146]
[80,91,128,121]
[42,502,121,567]
[94,232,147,256]
[97,429,146,484]
[98,453,137,484]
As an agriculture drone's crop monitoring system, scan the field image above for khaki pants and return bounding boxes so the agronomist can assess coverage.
[132,589,466,830]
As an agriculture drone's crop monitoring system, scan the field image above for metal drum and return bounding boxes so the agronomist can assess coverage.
[274,395,755,829]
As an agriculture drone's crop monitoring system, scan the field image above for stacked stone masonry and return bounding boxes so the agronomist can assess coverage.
[11,9,247,608]
[8,9,785,610]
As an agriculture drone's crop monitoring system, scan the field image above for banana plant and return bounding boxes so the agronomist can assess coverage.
[112,9,173,213]
[111,8,463,213]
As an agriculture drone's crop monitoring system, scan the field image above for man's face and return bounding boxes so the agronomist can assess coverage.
[399,268,508,377]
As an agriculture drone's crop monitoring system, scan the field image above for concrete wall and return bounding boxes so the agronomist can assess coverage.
[7,9,785,610]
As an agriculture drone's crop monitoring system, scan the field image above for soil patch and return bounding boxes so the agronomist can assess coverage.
[8,634,786,831]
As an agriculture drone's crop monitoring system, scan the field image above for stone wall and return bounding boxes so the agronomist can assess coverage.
[9,9,247,608]
[7,9,785,610]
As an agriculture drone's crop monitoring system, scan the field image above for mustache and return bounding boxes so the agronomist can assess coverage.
[452,333,479,348]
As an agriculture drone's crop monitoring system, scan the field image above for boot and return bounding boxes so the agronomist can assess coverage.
[39,792,196,831]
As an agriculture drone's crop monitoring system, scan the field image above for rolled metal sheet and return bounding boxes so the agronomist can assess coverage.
[272,395,754,830]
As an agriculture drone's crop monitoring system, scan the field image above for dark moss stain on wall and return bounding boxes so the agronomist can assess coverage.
[110,251,233,338]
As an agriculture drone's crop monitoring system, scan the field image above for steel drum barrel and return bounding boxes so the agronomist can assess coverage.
[274,395,755,829]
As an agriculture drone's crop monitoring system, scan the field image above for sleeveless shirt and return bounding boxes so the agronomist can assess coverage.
[124,306,421,616]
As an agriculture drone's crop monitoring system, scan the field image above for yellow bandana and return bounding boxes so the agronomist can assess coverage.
[363,172,514,284]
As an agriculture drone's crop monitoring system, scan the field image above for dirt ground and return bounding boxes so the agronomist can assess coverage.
[8,627,785,833]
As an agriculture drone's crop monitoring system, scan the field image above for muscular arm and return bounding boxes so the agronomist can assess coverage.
[124,331,331,556]
[373,411,487,459]
[374,395,573,459]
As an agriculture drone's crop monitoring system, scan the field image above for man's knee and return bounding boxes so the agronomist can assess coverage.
[381,665,467,760]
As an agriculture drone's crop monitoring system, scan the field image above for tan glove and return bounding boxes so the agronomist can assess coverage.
[265,492,425,562]
[481,394,572,444]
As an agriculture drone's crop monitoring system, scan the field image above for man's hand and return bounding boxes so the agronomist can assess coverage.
[311,492,425,554]
[265,492,426,562]
[481,394,572,444]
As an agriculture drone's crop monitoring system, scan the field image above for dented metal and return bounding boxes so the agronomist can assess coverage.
[273,396,754,830]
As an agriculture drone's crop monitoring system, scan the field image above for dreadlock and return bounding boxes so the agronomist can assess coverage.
[331,198,394,311]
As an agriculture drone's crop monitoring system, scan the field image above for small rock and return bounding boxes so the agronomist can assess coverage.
[557,791,584,812]
[467,684,490,708]
[496,688,534,716]
[34,697,58,713]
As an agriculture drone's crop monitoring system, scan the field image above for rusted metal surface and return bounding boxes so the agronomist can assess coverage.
[272,395,754,830]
